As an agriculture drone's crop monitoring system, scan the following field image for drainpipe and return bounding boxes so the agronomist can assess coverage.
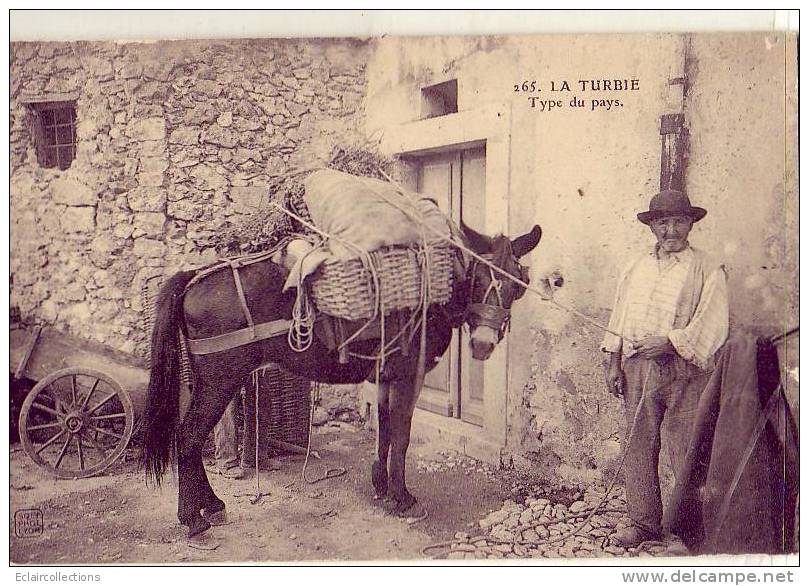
[659,35,693,192]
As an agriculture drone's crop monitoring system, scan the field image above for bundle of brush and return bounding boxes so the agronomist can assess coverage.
[211,144,398,255]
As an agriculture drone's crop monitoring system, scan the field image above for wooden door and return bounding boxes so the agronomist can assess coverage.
[416,151,461,417]
[458,147,486,426]
[414,146,486,426]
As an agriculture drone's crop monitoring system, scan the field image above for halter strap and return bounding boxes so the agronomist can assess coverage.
[466,254,514,340]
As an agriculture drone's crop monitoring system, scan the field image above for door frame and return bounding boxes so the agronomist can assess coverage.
[372,102,513,462]
[407,147,487,426]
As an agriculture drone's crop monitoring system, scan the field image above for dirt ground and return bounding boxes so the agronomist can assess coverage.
[10,423,512,564]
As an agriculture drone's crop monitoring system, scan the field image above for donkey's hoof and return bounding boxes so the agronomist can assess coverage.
[381,493,418,517]
[186,515,212,539]
[202,508,232,526]
[393,497,420,518]
[187,531,220,551]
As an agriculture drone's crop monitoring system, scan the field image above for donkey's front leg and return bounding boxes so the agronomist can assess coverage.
[371,382,391,498]
[386,375,423,516]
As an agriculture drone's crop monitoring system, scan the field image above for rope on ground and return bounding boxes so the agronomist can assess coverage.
[405,509,429,525]
[301,383,347,485]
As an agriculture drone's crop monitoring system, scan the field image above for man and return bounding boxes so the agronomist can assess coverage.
[601,189,729,548]
[211,393,243,478]
[211,385,276,479]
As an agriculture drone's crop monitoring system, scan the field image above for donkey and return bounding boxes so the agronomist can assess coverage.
[143,223,542,538]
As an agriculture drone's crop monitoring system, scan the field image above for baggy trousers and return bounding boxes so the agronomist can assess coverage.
[213,393,240,470]
[622,354,710,535]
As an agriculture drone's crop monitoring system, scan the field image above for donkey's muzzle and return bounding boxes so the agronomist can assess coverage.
[470,328,498,360]
[466,303,511,340]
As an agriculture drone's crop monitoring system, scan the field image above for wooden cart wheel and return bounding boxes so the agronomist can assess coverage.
[19,367,135,479]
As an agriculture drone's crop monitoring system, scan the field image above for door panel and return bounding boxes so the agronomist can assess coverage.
[413,146,486,426]
[459,147,486,426]
[416,153,460,417]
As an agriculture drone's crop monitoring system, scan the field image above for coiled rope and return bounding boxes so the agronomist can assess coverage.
[269,201,436,367]
[287,243,323,352]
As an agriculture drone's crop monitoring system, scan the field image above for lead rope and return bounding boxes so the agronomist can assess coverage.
[374,169,629,342]
[301,383,346,484]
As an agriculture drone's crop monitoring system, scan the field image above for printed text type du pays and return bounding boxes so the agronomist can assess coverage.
[514,79,640,112]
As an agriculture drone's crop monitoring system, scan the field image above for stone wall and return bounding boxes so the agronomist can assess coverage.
[10,39,368,356]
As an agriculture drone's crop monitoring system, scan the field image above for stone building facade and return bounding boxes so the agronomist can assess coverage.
[10,38,368,356]
[9,33,798,484]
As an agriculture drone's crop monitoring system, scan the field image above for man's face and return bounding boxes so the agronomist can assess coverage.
[650,215,693,253]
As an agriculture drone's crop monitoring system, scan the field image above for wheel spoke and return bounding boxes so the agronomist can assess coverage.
[91,413,127,421]
[31,401,63,419]
[80,378,101,410]
[42,391,68,415]
[88,392,118,415]
[54,434,74,469]
[79,431,108,459]
[70,375,77,405]
[77,435,85,471]
[28,422,63,431]
[87,425,124,442]
[35,430,66,454]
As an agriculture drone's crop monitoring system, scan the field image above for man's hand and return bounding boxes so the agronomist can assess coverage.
[605,353,626,397]
[634,336,675,359]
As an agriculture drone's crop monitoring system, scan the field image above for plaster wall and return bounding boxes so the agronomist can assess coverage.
[685,33,799,414]
[365,33,798,480]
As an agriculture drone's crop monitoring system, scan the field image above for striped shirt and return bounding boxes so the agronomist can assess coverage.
[601,245,729,369]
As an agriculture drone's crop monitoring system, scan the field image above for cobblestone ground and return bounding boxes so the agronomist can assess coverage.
[417,450,677,560]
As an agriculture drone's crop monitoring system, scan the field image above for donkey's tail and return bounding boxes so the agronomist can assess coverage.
[143,270,196,486]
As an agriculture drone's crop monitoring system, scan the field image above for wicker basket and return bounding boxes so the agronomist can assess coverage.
[254,366,312,454]
[309,243,455,321]
[139,275,194,389]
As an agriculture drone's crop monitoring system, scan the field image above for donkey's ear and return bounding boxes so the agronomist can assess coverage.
[511,224,542,258]
[460,221,492,254]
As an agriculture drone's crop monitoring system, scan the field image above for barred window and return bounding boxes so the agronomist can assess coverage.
[29,101,77,170]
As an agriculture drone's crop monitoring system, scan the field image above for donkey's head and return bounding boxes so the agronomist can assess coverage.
[462,223,542,360]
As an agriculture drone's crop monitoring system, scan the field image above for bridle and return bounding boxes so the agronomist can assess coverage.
[465,253,527,342]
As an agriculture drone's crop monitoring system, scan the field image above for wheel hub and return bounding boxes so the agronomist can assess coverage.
[64,412,85,433]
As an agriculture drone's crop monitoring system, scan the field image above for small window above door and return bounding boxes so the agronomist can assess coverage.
[421,79,458,119]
